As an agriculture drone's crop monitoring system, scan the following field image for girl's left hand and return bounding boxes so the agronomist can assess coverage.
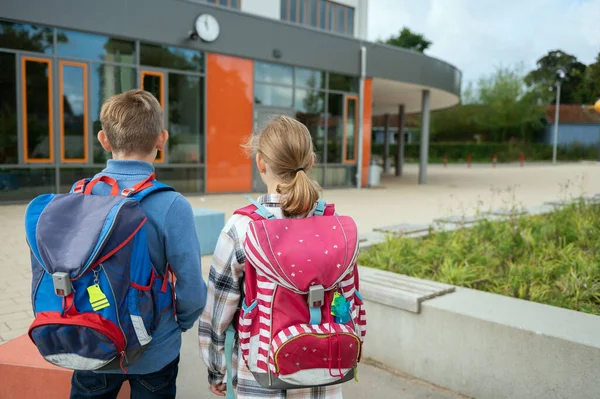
[210,383,227,396]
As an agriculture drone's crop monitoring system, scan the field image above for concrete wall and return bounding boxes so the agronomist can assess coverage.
[542,124,600,146]
[361,279,600,398]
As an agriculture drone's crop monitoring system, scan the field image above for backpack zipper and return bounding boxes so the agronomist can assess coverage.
[100,263,129,371]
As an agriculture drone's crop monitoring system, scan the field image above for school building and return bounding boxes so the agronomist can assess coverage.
[0,0,461,202]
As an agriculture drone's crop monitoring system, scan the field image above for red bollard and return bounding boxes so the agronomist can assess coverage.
[444,154,448,168]
[467,154,472,168]
[493,154,497,168]
[520,153,524,168]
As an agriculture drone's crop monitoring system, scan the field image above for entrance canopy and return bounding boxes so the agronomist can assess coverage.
[372,78,460,115]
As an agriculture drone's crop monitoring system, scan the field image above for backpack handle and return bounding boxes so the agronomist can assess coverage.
[121,173,156,197]
[83,176,120,196]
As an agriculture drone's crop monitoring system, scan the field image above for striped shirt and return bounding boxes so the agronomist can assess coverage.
[198,194,343,398]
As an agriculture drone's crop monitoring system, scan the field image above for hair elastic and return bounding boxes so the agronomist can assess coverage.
[295,167,305,173]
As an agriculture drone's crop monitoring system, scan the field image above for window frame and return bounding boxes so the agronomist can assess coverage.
[343,95,358,164]
[22,56,54,164]
[140,69,165,163]
[59,60,89,163]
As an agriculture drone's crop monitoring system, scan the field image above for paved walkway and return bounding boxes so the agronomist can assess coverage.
[1,163,600,344]
[1,163,599,396]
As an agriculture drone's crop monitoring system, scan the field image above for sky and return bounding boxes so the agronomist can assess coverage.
[368,0,600,87]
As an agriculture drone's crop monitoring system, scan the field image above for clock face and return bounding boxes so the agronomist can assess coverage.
[195,14,220,42]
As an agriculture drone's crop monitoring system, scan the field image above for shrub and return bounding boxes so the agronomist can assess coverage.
[371,142,598,163]
[359,200,600,315]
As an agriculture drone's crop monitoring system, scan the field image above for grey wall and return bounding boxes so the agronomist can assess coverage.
[3,0,460,98]
[543,124,600,146]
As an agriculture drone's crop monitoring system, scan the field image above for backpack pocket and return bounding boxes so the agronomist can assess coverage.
[128,277,156,348]
[270,323,360,387]
[29,311,125,370]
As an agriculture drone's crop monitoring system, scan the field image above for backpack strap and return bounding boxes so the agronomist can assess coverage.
[314,200,335,216]
[224,324,236,399]
[128,181,175,202]
[233,196,276,221]
[71,178,91,194]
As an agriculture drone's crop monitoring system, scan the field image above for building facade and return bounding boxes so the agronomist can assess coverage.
[0,0,461,202]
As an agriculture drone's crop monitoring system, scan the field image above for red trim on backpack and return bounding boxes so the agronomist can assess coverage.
[73,179,87,194]
[234,204,265,221]
[84,176,120,196]
[91,218,147,269]
[121,173,156,197]
[29,311,126,354]
[130,269,155,291]
[63,293,78,316]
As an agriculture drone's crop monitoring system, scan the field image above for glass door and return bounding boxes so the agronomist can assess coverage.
[141,69,165,162]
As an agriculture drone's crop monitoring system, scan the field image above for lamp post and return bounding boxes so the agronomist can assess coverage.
[552,69,566,165]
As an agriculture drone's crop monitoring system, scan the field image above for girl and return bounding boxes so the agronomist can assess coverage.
[198,116,344,398]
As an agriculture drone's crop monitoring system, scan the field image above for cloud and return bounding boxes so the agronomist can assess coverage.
[368,0,600,86]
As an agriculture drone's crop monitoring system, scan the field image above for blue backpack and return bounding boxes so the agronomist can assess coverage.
[25,173,175,372]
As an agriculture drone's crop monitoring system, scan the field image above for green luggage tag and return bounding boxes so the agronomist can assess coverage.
[87,284,110,311]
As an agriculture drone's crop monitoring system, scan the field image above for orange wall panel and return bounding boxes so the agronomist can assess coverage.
[361,78,373,187]
[206,54,253,193]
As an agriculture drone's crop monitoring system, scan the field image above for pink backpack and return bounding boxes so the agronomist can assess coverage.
[226,198,367,392]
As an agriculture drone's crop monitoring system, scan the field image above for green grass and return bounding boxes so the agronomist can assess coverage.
[359,200,600,315]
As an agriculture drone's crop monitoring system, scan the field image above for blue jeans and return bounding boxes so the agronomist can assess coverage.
[70,356,179,399]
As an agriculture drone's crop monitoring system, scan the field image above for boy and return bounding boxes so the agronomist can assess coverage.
[70,89,207,398]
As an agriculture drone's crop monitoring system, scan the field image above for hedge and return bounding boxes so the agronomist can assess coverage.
[371,143,599,163]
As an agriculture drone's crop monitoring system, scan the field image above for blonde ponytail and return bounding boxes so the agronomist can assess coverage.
[246,115,322,218]
[277,170,321,218]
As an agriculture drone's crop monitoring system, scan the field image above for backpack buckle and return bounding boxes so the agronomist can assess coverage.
[121,188,134,197]
[308,285,324,308]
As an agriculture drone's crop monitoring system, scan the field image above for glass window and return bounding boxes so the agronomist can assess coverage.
[325,165,356,187]
[0,168,56,201]
[290,0,298,22]
[309,0,318,27]
[141,43,203,72]
[336,5,345,34]
[295,67,324,89]
[219,0,228,6]
[168,74,203,164]
[155,167,203,193]
[299,0,306,23]
[327,3,335,31]
[141,71,165,162]
[254,84,293,108]
[344,96,358,162]
[328,73,358,92]
[23,58,53,162]
[91,64,136,163]
[231,0,239,9]
[59,167,96,192]
[60,62,88,162]
[0,52,18,164]
[255,62,293,85]
[319,0,326,29]
[281,0,288,20]
[326,93,344,164]
[0,20,53,54]
[295,88,325,160]
[346,7,354,36]
[56,30,135,64]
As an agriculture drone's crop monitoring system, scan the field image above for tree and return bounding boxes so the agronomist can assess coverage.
[379,27,432,53]
[432,65,544,143]
[577,53,600,104]
[473,65,544,142]
[525,50,587,105]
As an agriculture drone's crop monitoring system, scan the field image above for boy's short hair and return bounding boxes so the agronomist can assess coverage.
[100,89,164,155]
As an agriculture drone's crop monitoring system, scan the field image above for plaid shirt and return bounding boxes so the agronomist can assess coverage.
[198,195,343,398]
